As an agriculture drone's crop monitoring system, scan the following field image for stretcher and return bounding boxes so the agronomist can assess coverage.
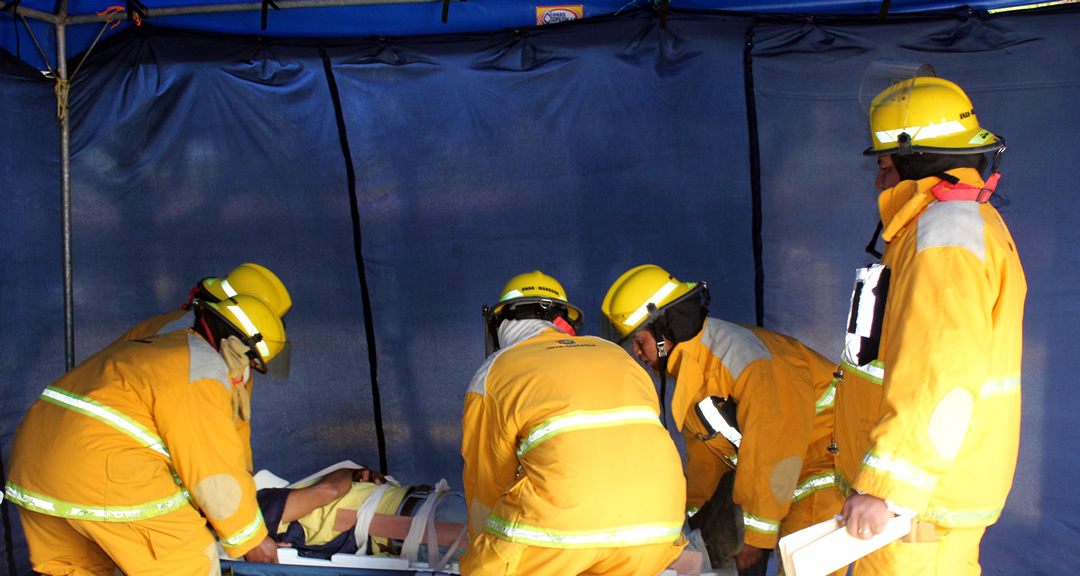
[221,462,707,576]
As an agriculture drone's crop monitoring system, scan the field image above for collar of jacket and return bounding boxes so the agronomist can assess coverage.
[498,318,560,350]
[666,323,709,432]
[878,167,985,244]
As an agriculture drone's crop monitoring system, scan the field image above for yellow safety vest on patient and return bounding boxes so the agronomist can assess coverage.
[835,167,1026,528]
[462,321,686,550]
[5,330,268,558]
[668,318,841,550]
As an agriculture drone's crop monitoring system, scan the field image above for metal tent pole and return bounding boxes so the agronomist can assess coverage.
[57,0,75,371]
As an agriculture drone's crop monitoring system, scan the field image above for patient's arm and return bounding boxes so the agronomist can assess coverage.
[280,468,355,523]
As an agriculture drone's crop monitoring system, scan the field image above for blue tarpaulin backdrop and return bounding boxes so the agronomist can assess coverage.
[2,3,1078,575]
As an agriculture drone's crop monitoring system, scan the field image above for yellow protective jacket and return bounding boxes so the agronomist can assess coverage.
[114,309,255,472]
[835,167,1026,528]
[668,318,839,549]
[462,319,686,549]
[5,330,268,558]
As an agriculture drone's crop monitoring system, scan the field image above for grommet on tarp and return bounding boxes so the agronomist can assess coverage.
[261,0,279,31]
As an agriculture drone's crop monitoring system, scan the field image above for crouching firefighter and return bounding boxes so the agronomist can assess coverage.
[601,265,845,576]
[461,270,688,576]
[6,293,289,575]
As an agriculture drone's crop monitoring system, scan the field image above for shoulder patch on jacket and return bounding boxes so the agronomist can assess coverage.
[917,201,986,262]
[700,319,772,380]
[187,332,230,391]
[157,312,194,336]
[467,354,498,397]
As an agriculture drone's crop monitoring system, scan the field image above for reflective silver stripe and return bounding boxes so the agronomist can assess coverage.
[623,282,679,328]
[743,513,779,535]
[791,473,836,503]
[840,359,884,384]
[484,515,681,548]
[219,278,238,298]
[5,482,188,522]
[815,379,837,415]
[226,304,270,359]
[220,512,266,548]
[919,505,1003,528]
[860,449,937,494]
[981,375,1021,398]
[41,386,170,458]
[875,121,966,145]
[695,397,741,447]
[518,408,661,457]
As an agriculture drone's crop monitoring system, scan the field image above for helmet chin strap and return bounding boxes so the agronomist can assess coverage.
[655,335,669,429]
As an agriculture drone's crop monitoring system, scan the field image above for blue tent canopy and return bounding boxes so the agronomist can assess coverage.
[2,1,1079,575]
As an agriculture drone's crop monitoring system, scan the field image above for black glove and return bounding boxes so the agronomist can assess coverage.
[688,471,744,569]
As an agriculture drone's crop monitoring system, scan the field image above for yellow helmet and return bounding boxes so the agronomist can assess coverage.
[203,263,292,317]
[600,264,702,343]
[865,76,1004,156]
[483,270,583,355]
[202,294,287,373]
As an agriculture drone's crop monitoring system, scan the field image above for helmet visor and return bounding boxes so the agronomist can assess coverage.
[859,59,936,117]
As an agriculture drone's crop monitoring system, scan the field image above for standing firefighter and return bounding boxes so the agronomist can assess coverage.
[835,73,1026,576]
[461,271,687,576]
[601,265,843,576]
[5,293,289,575]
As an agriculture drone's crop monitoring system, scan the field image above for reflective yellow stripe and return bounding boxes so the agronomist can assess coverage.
[919,505,1003,527]
[840,359,884,384]
[834,467,854,497]
[41,386,170,458]
[484,515,681,548]
[517,407,661,457]
[743,512,779,535]
[981,375,1021,398]
[226,304,270,359]
[791,473,836,503]
[219,278,238,298]
[623,282,679,328]
[5,482,188,522]
[220,512,266,549]
[860,449,937,494]
[815,378,837,415]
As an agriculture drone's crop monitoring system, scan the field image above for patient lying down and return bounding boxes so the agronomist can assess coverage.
[255,463,468,564]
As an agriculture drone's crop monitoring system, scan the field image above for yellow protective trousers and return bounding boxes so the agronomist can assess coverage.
[853,525,985,576]
[460,530,686,576]
[775,486,847,576]
[19,504,220,576]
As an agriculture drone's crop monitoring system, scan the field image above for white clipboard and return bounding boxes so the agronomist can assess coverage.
[778,509,916,576]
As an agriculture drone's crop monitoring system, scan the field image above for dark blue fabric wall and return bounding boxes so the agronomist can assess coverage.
[2,6,1077,575]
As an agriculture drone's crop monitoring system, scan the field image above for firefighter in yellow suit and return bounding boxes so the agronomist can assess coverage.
[114,262,292,473]
[461,271,687,576]
[5,293,289,575]
[835,75,1025,576]
[601,265,844,576]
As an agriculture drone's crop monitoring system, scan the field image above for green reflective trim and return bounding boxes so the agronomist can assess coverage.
[483,515,681,548]
[815,379,838,415]
[5,481,188,522]
[517,407,661,457]
[919,505,1003,527]
[41,386,171,458]
[834,467,854,497]
[220,511,266,548]
[791,473,836,503]
[981,375,1021,398]
[860,449,937,494]
[686,507,700,517]
[840,359,884,385]
[742,512,779,535]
